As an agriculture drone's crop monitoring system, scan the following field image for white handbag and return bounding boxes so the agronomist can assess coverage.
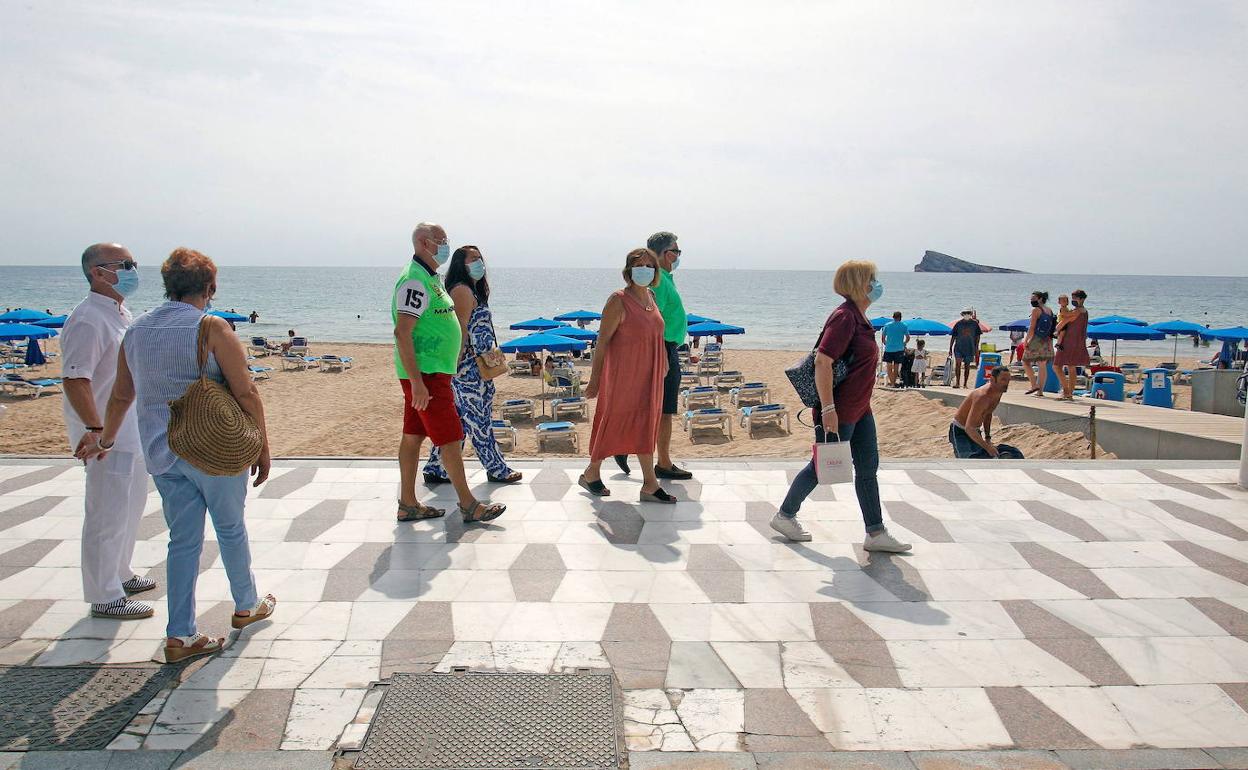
[813,437,854,485]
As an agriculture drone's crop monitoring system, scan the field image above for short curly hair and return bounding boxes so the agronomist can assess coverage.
[161,247,217,301]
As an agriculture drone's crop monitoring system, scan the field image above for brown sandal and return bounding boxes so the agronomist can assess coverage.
[459,500,506,523]
[165,633,224,663]
[397,500,445,521]
[232,594,276,629]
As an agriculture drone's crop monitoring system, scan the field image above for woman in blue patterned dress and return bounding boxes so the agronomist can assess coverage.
[423,246,522,484]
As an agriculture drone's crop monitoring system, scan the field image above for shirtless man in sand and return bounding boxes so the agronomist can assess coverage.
[948,366,1011,458]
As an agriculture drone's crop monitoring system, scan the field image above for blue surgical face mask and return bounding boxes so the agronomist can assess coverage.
[433,243,451,265]
[867,278,884,303]
[103,266,140,298]
[467,260,486,280]
[631,266,656,286]
[672,257,681,271]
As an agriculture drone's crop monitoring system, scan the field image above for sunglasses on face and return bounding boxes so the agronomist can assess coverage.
[98,260,138,271]
[667,248,681,256]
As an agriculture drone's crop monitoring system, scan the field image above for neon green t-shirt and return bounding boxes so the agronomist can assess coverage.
[653,268,687,344]
[391,259,461,377]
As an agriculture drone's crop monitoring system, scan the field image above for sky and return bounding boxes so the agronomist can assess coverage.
[1,1,1245,275]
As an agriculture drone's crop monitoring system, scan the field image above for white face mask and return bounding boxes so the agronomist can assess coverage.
[631,266,656,286]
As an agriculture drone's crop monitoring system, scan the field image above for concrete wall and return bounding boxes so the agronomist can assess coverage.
[917,390,1241,461]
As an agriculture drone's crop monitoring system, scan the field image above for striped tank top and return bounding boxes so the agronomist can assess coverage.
[123,301,223,475]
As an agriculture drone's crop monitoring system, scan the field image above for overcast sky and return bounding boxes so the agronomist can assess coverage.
[2,1,1245,274]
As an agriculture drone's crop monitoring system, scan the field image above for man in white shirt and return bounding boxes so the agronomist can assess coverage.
[62,243,155,620]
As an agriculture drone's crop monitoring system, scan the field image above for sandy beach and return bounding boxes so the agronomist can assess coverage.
[3,342,1218,460]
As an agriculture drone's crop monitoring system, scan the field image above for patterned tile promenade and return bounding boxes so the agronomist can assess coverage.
[1,458,1248,768]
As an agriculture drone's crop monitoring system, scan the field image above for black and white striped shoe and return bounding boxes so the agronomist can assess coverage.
[90,597,155,620]
[122,575,157,594]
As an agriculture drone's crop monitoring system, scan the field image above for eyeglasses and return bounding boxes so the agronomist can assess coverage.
[667,248,682,256]
[98,260,138,271]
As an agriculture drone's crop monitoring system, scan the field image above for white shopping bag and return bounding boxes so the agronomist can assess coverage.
[813,439,854,485]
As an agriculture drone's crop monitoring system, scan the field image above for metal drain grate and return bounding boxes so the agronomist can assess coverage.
[356,672,621,770]
[0,664,179,751]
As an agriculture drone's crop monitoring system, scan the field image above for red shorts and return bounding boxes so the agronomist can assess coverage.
[399,374,464,446]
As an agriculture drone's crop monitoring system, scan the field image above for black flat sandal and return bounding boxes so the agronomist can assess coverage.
[422,473,450,485]
[640,487,677,504]
[487,471,524,484]
[578,475,610,496]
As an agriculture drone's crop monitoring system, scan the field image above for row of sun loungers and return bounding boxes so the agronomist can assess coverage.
[0,375,63,398]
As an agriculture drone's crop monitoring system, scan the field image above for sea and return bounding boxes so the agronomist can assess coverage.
[2,266,1245,360]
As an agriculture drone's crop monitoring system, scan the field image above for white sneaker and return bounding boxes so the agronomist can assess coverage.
[770,513,812,542]
[864,529,912,553]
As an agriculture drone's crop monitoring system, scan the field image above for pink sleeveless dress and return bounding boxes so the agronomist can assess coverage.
[588,289,667,461]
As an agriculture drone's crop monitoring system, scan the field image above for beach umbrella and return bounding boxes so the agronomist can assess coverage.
[1090,314,1147,326]
[1149,319,1207,362]
[999,319,1031,332]
[23,339,46,367]
[0,323,58,341]
[951,317,991,333]
[1200,326,1248,343]
[549,325,597,340]
[207,309,248,322]
[499,332,587,353]
[687,322,745,337]
[553,310,602,322]
[0,309,52,323]
[1086,321,1164,365]
[686,313,720,325]
[33,315,67,328]
[510,317,564,331]
[902,318,952,336]
[869,316,892,330]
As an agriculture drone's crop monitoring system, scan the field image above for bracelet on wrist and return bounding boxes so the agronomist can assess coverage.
[98,438,115,450]
[86,427,103,433]
[821,405,837,414]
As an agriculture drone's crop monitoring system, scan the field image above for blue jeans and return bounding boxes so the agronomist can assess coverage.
[949,424,992,459]
[152,459,258,638]
[780,411,884,533]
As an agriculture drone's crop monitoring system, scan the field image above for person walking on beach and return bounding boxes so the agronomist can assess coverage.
[394,223,505,524]
[769,260,911,553]
[614,231,692,482]
[1023,291,1056,396]
[880,312,909,387]
[1008,327,1025,365]
[422,245,521,485]
[949,366,1011,458]
[76,248,275,662]
[62,243,154,621]
[580,248,675,504]
[1054,289,1089,400]
[949,308,982,388]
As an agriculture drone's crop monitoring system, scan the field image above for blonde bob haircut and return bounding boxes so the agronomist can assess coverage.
[622,247,661,289]
[833,259,877,301]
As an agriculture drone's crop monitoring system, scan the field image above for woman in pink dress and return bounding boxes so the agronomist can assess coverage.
[578,248,676,504]
[1053,289,1090,401]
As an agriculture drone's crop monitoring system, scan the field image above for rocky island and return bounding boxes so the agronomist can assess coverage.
[914,250,1026,273]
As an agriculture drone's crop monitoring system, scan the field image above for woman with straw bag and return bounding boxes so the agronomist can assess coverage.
[77,248,276,663]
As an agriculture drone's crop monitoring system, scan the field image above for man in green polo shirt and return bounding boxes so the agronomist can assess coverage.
[393,222,505,525]
[615,230,693,480]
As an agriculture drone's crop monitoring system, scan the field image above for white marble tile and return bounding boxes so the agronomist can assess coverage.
[1037,598,1231,637]
[275,601,353,640]
[780,641,857,688]
[435,641,496,672]
[1042,542,1197,568]
[1104,684,1248,748]
[671,688,745,752]
[145,689,251,750]
[919,569,1086,601]
[1098,636,1248,684]
[792,687,1012,750]
[553,642,609,671]
[712,642,784,688]
[849,601,1023,640]
[890,639,1092,687]
[344,602,412,640]
[181,657,267,690]
[302,655,379,688]
[257,640,339,689]
[901,543,1029,571]
[491,641,561,672]
[281,688,366,750]
[745,570,900,603]
[1026,686,1142,748]
[623,689,695,752]
[1092,567,1248,599]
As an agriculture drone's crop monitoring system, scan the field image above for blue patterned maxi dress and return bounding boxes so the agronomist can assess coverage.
[423,302,516,480]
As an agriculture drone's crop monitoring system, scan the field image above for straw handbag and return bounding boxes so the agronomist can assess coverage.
[167,317,263,476]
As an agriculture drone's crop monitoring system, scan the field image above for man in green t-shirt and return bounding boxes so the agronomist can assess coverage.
[393,222,504,525]
[614,230,693,480]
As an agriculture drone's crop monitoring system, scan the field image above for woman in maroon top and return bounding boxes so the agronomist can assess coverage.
[1053,289,1090,401]
[769,260,912,553]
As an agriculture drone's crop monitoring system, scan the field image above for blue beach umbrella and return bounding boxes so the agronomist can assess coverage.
[24,339,46,367]
[510,317,564,331]
[999,319,1031,333]
[207,309,248,322]
[902,318,952,336]
[686,314,720,325]
[0,309,52,323]
[1087,322,1164,365]
[687,322,745,338]
[1090,314,1147,326]
[1149,319,1207,361]
[553,310,602,323]
[869,316,892,330]
[550,326,598,341]
[33,315,67,328]
[499,332,587,353]
[1200,326,1248,343]
[0,323,58,341]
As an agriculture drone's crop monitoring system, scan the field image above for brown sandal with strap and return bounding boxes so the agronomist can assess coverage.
[397,500,445,522]
[459,500,506,523]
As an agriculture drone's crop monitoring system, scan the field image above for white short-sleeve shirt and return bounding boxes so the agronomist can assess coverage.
[61,292,140,450]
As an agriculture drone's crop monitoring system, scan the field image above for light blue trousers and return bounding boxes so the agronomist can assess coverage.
[152,459,258,638]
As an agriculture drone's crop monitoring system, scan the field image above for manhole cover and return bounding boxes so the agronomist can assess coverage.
[356,672,621,770]
[0,664,179,751]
